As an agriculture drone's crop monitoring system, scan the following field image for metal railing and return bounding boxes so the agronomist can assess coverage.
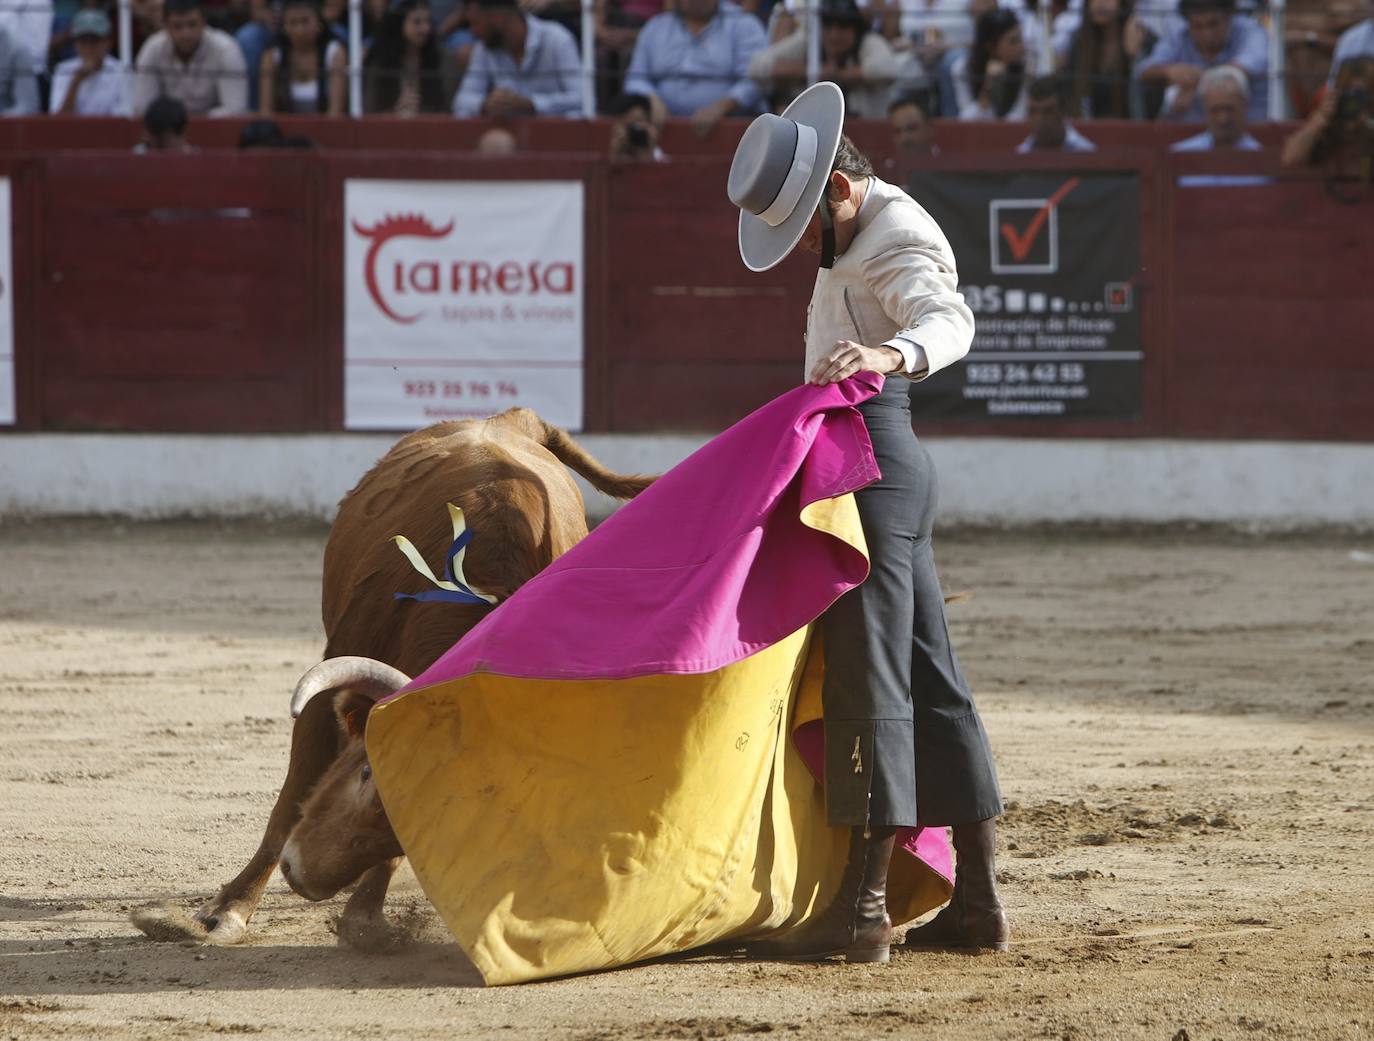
[80,0,1313,121]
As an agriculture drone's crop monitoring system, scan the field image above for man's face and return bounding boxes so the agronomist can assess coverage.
[1026,95,1067,149]
[890,102,932,154]
[1203,84,1246,145]
[678,0,717,22]
[166,9,206,55]
[1186,12,1231,59]
[74,34,111,67]
[820,21,857,62]
[468,7,505,49]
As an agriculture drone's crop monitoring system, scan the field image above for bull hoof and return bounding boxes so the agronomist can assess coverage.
[193,906,249,945]
[335,914,414,955]
[132,903,227,944]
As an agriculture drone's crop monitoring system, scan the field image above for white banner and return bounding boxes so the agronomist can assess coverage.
[0,178,13,427]
[344,179,584,431]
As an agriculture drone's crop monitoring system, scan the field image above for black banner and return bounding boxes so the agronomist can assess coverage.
[905,172,1143,421]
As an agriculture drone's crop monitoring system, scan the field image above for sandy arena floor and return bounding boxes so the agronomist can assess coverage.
[1,519,1372,1041]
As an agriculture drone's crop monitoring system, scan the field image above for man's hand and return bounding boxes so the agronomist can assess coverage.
[808,340,903,385]
[483,88,536,117]
[690,96,734,139]
[1167,63,1202,90]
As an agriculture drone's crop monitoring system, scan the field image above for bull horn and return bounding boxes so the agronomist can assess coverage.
[289,656,413,719]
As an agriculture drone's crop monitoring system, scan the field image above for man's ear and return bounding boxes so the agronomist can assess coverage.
[829,170,852,202]
[332,689,375,740]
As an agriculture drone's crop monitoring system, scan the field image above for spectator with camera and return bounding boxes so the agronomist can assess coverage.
[1017,74,1097,152]
[258,0,347,114]
[1063,0,1160,119]
[622,0,767,137]
[953,7,1029,119]
[748,0,901,119]
[1137,0,1269,123]
[364,0,460,114]
[134,0,249,116]
[1284,56,1374,171]
[608,92,666,161]
[452,0,582,117]
[50,9,131,115]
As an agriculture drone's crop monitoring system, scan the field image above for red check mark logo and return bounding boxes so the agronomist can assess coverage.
[999,177,1080,262]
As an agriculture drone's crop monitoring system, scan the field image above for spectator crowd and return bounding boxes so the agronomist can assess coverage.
[0,0,1369,168]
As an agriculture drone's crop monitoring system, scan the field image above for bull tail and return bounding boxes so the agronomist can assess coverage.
[535,416,656,500]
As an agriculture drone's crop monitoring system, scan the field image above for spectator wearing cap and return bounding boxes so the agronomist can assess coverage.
[623,0,767,137]
[133,96,196,152]
[452,0,582,117]
[133,0,249,116]
[1137,0,1269,123]
[0,21,36,114]
[50,9,132,115]
[1170,65,1269,186]
[748,0,901,119]
[1016,75,1097,153]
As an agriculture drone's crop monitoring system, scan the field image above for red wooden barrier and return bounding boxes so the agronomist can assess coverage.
[4,138,1371,441]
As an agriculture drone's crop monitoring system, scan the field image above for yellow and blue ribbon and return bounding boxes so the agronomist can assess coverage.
[392,504,499,607]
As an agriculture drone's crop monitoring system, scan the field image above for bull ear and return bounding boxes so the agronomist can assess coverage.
[332,689,376,740]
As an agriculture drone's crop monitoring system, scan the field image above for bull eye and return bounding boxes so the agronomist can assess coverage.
[361,765,372,782]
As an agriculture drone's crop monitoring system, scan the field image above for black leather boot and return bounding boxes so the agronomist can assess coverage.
[902,817,1009,952]
[748,826,896,963]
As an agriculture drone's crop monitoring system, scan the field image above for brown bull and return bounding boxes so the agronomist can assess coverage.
[194,408,651,946]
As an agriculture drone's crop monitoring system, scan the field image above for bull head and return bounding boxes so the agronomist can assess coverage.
[279,658,412,901]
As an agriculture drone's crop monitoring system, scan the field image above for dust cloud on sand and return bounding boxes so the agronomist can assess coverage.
[2,520,1372,1040]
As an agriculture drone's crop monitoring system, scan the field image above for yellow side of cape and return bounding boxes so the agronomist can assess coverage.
[366,492,951,985]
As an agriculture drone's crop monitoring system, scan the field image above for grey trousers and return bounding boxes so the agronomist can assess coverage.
[819,378,1003,829]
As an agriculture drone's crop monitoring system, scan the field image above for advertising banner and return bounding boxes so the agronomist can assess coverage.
[906,172,1143,421]
[344,179,585,430]
[0,177,12,427]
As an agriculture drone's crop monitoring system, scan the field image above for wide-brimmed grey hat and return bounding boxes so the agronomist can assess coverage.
[728,81,845,273]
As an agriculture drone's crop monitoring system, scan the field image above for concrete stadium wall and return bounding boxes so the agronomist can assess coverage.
[3,435,1371,531]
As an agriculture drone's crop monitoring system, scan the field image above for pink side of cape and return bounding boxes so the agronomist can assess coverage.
[393,372,953,885]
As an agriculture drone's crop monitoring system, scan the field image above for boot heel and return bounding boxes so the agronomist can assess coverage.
[845,945,890,964]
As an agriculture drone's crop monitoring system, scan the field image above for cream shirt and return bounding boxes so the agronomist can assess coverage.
[804,176,973,383]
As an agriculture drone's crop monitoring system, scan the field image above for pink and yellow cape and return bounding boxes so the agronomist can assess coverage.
[367,373,953,985]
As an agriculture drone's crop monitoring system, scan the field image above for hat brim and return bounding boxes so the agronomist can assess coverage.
[738,82,845,274]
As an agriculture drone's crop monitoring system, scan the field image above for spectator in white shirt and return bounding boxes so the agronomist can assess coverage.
[0,21,35,114]
[0,0,51,76]
[1171,65,1270,185]
[133,0,249,116]
[50,9,132,116]
[1016,74,1097,151]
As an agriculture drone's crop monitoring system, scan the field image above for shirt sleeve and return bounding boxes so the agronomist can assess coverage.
[453,43,492,116]
[726,12,767,113]
[209,37,249,116]
[529,25,584,116]
[1135,27,1179,74]
[622,20,660,100]
[4,41,37,115]
[48,65,72,114]
[1229,16,1270,80]
[860,229,974,383]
